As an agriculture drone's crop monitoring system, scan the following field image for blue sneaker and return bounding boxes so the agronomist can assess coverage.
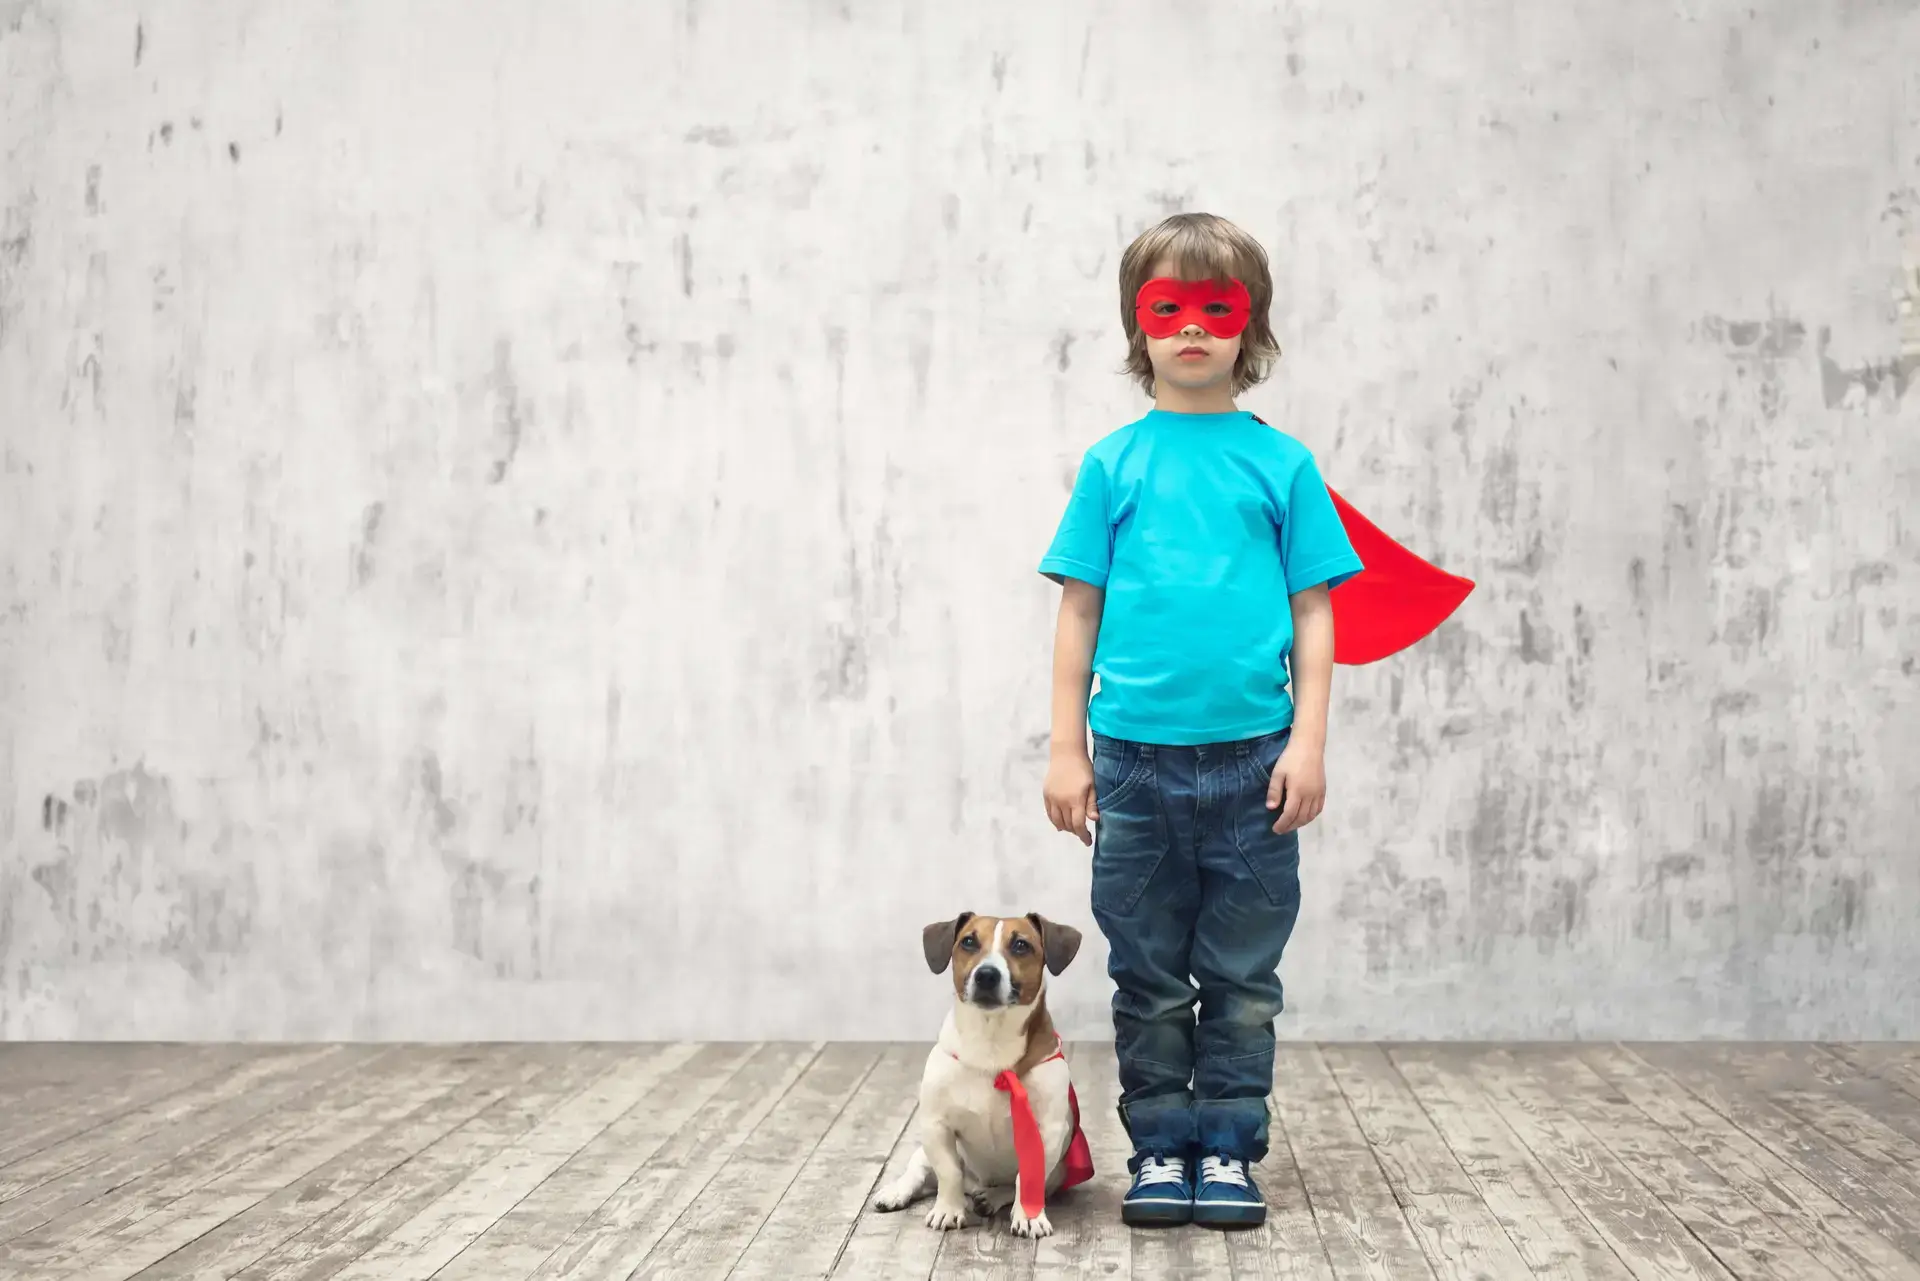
[1192,1155,1265,1228]
[1121,1154,1194,1226]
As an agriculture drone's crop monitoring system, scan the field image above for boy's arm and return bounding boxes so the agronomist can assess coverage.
[1269,583,1333,833]
[1044,579,1105,845]
[1287,583,1334,749]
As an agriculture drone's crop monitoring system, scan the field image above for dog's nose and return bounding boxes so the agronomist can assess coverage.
[973,966,1004,990]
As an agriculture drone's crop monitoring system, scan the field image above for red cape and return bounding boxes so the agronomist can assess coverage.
[1325,487,1474,664]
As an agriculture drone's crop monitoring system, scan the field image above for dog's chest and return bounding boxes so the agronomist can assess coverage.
[945,1073,1020,1175]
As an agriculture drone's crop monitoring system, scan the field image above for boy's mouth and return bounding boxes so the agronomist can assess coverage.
[1178,346,1208,359]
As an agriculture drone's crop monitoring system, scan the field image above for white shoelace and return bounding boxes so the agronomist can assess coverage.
[1135,1156,1188,1187]
[1201,1155,1250,1188]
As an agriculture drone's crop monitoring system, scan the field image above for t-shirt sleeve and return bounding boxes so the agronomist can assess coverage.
[1281,454,1364,594]
[1038,452,1112,588]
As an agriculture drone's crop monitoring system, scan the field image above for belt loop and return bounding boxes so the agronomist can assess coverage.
[1234,740,1251,758]
[1140,744,1156,761]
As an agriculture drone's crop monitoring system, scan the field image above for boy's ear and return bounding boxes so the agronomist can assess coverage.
[1027,913,1083,976]
[922,912,974,974]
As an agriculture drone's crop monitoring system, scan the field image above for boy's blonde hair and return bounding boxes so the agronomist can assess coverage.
[1118,212,1281,398]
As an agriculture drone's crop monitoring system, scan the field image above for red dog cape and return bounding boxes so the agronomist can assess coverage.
[957,1037,1096,1222]
[1323,486,1475,664]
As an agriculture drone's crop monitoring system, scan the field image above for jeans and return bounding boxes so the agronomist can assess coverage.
[1090,728,1302,1167]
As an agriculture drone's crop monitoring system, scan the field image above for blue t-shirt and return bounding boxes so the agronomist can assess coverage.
[1039,408,1364,746]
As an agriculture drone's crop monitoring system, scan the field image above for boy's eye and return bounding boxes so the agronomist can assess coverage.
[1009,937,1033,955]
[960,934,980,951]
[1150,301,1180,315]
[1203,302,1231,315]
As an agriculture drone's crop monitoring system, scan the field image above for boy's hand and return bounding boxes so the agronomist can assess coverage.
[1044,750,1100,846]
[1266,739,1326,834]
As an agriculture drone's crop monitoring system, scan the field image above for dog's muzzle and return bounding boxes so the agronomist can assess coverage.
[966,962,1018,1008]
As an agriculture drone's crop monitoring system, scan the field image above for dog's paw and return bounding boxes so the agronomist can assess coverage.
[872,1189,909,1213]
[1009,1208,1054,1239]
[968,1187,1013,1220]
[925,1200,968,1231]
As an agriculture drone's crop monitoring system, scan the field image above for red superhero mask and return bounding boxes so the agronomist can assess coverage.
[1134,277,1252,340]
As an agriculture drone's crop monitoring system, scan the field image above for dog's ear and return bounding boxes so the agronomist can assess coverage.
[922,912,973,974]
[1027,913,1083,976]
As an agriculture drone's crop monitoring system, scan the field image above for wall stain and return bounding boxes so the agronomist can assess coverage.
[908,331,931,409]
[1818,326,1913,407]
[674,231,692,297]
[417,752,459,838]
[352,501,385,586]
[1478,444,1520,527]
[1049,331,1074,372]
[1698,314,1806,359]
[487,339,527,483]
[1516,608,1554,664]
[0,192,32,345]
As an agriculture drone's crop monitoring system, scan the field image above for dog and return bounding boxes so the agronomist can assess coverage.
[872,911,1094,1238]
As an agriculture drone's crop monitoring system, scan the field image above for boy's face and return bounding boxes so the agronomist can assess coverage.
[1138,256,1244,394]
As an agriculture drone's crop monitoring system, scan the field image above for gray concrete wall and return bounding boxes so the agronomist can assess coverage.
[2,0,1916,1042]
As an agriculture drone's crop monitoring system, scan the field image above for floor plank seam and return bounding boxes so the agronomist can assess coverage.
[721,1046,885,1279]
[0,1047,289,1186]
[628,1042,828,1278]
[1613,1045,1920,1275]
[1574,1045,1849,1281]
[741,1044,898,1281]
[0,1045,391,1243]
[1383,1043,1629,1281]
[1464,1047,1663,1281]
[421,1048,656,1281]
[280,1046,593,1281]
[1315,1043,1442,1281]
[0,1046,242,1175]
[126,1049,508,1281]
[1269,1088,1342,1281]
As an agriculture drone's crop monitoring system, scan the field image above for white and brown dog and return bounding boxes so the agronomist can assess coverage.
[873,911,1093,1238]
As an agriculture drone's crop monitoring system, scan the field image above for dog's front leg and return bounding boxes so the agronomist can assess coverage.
[1008,1173,1054,1239]
[922,1124,969,1230]
[1007,1102,1074,1239]
[872,1146,934,1212]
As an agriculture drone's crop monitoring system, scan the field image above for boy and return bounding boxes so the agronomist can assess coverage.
[1039,212,1363,1229]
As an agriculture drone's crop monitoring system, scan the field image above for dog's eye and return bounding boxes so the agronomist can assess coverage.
[1009,938,1032,955]
[960,934,980,951]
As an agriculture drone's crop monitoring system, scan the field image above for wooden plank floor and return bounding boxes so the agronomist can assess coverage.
[1,1043,1917,1280]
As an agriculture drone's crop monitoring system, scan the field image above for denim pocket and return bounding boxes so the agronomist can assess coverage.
[1233,815,1302,909]
[1091,739,1167,916]
[1246,728,1292,785]
[1092,734,1148,811]
[1234,734,1302,910]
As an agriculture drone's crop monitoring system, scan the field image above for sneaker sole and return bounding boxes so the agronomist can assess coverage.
[1121,1197,1194,1227]
[1192,1203,1266,1229]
